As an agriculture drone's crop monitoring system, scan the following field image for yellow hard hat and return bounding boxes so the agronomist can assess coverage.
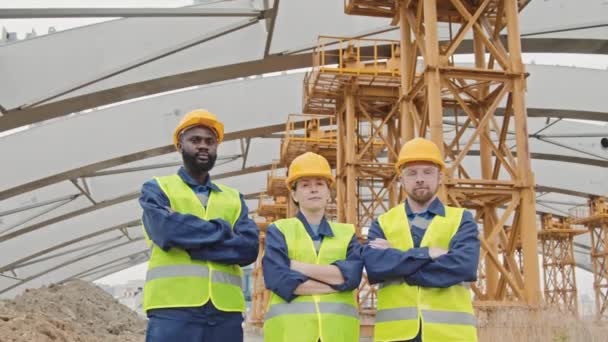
[173,109,224,148]
[285,152,334,188]
[396,137,445,171]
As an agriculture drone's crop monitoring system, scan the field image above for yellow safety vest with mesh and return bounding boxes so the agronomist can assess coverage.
[375,204,477,342]
[142,174,245,313]
[263,218,360,342]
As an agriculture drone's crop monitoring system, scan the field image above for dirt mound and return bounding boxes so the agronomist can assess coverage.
[0,280,145,342]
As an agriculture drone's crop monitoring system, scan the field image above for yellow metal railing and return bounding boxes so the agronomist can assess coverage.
[570,196,608,220]
[269,160,286,179]
[314,36,400,76]
[267,161,288,197]
[303,36,401,111]
[590,196,608,216]
[258,193,276,206]
[284,113,338,146]
[343,0,396,17]
[569,205,590,220]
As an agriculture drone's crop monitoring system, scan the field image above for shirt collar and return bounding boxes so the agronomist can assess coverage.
[296,211,334,237]
[405,197,445,217]
[178,167,222,192]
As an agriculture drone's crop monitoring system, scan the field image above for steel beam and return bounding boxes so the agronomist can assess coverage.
[12,236,125,270]
[2,43,606,132]
[263,0,280,57]
[0,191,267,295]
[0,196,79,236]
[0,194,79,217]
[0,166,272,243]
[70,179,97,205]
[0,220,141,273]
[0,237,144,295]
[88,153,242,178]
[76,256,147,282]
[20,17,261,110]
[0,121,312,201]
[0,8,266,19]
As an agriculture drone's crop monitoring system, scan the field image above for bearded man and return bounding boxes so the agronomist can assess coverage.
[139,109,259,342]
[362,138,480,342]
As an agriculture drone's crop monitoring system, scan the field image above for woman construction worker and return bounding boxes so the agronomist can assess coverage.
[262,152,363,342]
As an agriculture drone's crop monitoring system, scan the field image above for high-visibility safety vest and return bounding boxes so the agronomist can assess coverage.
[375,203,477,342]
[142,174,245,313]
[263,218,360,342]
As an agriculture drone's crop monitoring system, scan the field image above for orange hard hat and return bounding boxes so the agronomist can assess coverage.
[285,152,334,188]
[173,109,224,148]
[396,138,445,171]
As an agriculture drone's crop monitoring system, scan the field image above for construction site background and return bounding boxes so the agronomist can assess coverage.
[0,280,607,341]
[0,280,144,342]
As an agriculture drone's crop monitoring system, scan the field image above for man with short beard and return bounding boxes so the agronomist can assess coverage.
[362,138,480,342]
[139,109,259,342]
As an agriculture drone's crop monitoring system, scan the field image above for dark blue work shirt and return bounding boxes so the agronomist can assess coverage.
[262,212,364,302]
[362,198,480,288]
[139,167,259,318]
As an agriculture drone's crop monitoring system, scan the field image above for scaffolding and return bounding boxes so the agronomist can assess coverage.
[266,161,289,198]
[257,193,288,220]
[302,35,403,335]
[280,114,338,167]
[303,36,401,116]
[344,0,397,18]
[250,0,545,331]
[573,196,608,319]
[249,120,341,327]
[539,214,586,316]
[249,220,270,326]
[344,0,541,306]
[249,179,289,327]
[303,36,403,233]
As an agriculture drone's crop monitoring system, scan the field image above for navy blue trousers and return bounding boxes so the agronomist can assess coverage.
[145,303,244,342]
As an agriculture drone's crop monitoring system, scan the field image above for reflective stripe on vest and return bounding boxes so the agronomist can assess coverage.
[265,302,359,320]
[146,264,209,281]
[142,174,245,313]
[211,271,242,287]
[379,278,471,290]
[146,264,242,287]
[375,203,477,342]
[375,307,418,322]
[375,307,475,326]
[264,218,360,342]
[422,310,476,326]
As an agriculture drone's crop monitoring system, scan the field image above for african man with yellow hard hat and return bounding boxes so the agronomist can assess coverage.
[262,152,363,342]
[139,109,259,342]
[362,138,480,342]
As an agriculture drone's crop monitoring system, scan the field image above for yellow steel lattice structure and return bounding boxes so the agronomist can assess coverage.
[249,220,270,327]
[574,196,608,319]
[344,0,397,18]
[257,193,287,224]
[303,36,403,234]
[303,36,401,116]
[539,214,586,316]
[351,0,542,306]
[280,114,338,167]
[303,35,404,336]
[250,0,547,332]
[266,161,288,198]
